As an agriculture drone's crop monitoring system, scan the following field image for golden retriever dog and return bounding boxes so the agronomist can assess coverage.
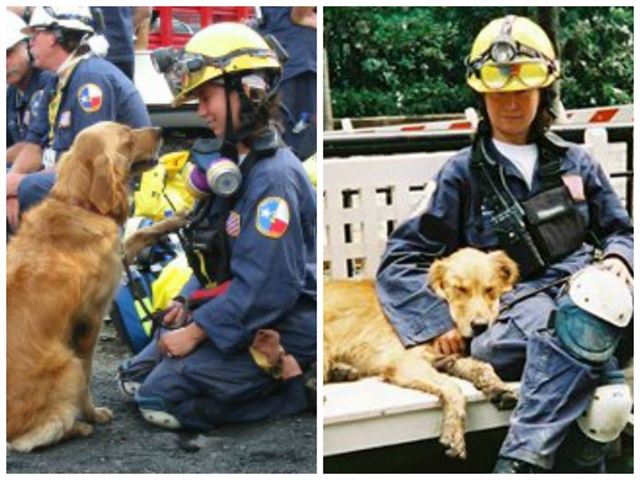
[324,248,519,459]
[7,122,162,452]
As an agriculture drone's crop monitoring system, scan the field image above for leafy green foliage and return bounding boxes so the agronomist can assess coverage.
[325,7,633,117]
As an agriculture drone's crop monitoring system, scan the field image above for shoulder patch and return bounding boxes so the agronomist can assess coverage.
[77,83,103,113]
[561,174,585,202]
[226,211,241,237]
[256,197,290,239]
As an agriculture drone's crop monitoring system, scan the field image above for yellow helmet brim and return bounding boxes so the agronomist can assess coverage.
[172,54,280,107]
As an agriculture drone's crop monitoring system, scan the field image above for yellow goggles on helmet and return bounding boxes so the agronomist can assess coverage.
[477,60,552,91]
[466,39,558,92]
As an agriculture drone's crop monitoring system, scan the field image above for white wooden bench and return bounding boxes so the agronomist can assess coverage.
[323,128,630,456]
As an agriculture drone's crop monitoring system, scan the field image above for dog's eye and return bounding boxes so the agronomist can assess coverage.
[455,285,469,294]
[485,287,496,296]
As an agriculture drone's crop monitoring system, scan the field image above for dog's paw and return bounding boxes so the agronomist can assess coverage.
[329,363,360,382]
[439,425,467,460]
[87,406,113,424]
[123,233,151,263]
[489,387,518,411]
[432,354,460,373]
[70,420,94,437]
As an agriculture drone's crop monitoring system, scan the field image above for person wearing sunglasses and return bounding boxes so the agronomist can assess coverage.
[376,15,632,472]
[6,7,150,231]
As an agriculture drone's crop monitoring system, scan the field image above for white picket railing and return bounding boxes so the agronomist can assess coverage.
[323,127,631,456]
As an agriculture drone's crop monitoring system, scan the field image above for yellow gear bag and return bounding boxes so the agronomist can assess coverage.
[151,254,193,311]
[134,150,196,221]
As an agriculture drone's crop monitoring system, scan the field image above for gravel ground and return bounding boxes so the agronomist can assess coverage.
[7,319,317,474]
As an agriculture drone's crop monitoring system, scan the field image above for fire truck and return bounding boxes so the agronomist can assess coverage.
[135,7,256,128]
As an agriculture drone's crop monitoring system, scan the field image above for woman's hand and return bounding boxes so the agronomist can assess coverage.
[158,322,207,359]
[432,328,466,356]
[163,300,191,328]
[7,196,20,231]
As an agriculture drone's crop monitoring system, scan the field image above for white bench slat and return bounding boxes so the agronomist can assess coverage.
[324,378,518,456]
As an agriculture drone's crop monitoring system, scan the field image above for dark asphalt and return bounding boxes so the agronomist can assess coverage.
[7,319,317,474]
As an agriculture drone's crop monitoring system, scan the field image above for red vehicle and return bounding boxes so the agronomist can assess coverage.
[148,7,254,49]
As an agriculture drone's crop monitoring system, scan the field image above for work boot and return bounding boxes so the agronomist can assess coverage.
[493,457,547,473]
[116,364,141,401]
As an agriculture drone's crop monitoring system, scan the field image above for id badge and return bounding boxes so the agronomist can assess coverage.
[42,147,57,169]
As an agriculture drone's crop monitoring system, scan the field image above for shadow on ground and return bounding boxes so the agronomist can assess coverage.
[7,320,317,474]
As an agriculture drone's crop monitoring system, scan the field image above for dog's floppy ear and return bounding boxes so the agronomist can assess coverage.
[428,258,448,298]
[489,250,519,292]
[89,149,128,223]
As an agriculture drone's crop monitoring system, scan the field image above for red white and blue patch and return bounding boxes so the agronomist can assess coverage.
[77,83,103,113]
[256,197,290,239]
[226,211,241,237]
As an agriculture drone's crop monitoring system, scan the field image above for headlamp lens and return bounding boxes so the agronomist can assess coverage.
[151,47,180,74]
[490,41,516,63]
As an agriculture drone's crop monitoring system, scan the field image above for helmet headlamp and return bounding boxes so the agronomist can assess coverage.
[466,16,560,93]
[490,37,517,64]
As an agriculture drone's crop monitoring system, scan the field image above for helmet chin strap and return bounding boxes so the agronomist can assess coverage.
[222,75,258,161]
[221,75,240,162]
[221,73,279,160]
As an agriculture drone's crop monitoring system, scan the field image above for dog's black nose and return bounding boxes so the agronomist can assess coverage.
[471,322,488,336]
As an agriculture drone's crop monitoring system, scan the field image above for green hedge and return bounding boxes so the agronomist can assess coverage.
[325,7,633,118]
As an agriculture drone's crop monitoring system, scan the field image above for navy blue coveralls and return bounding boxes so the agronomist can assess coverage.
[18,54,150,210]
[121,146,317,431]
[259,7,317,160]
[6,67,54,148]
[376,138,632,469]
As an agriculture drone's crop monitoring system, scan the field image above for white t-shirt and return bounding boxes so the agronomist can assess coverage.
[492,138,539,189]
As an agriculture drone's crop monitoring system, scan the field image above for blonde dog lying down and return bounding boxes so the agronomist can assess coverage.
[324,248,520,459]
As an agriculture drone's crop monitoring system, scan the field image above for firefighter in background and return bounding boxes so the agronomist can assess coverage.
[376,16,632,472]
[117,22,317,431]
[7,6,150,231]
[6,10,55,164]
[257,7,317,160]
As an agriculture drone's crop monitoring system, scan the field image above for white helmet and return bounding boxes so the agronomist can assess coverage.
[22,7,94,36]
[6,10,29,49]
[568,265,633,328]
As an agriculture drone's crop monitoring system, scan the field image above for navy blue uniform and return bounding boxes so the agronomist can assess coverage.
[18,54,150,210]
[259,7,316,160]
[376,138,632,469]
[6,68,54,147]
[94,7,135,80]
[121,146,317,431]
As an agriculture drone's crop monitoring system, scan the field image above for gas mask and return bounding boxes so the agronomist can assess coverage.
[186,138,242,198]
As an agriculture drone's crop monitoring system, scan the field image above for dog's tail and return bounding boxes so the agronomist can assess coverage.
[7,342,84,449]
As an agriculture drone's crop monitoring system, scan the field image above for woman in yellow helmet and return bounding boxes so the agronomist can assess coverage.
[376,15,632,472]
[117,22,317,435]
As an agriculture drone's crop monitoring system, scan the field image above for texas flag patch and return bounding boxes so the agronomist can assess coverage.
[256,197,290,239]
[77,83,103,113]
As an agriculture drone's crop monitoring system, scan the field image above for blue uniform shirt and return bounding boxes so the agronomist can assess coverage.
[259,7,316,82]
[376,139,633,347]
[187,147,317,362]
[25,54,150,159]
[6,68,55,147]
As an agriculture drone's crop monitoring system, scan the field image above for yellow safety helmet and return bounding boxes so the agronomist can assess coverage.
[152,22,282,107]
[466,15,559,93]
